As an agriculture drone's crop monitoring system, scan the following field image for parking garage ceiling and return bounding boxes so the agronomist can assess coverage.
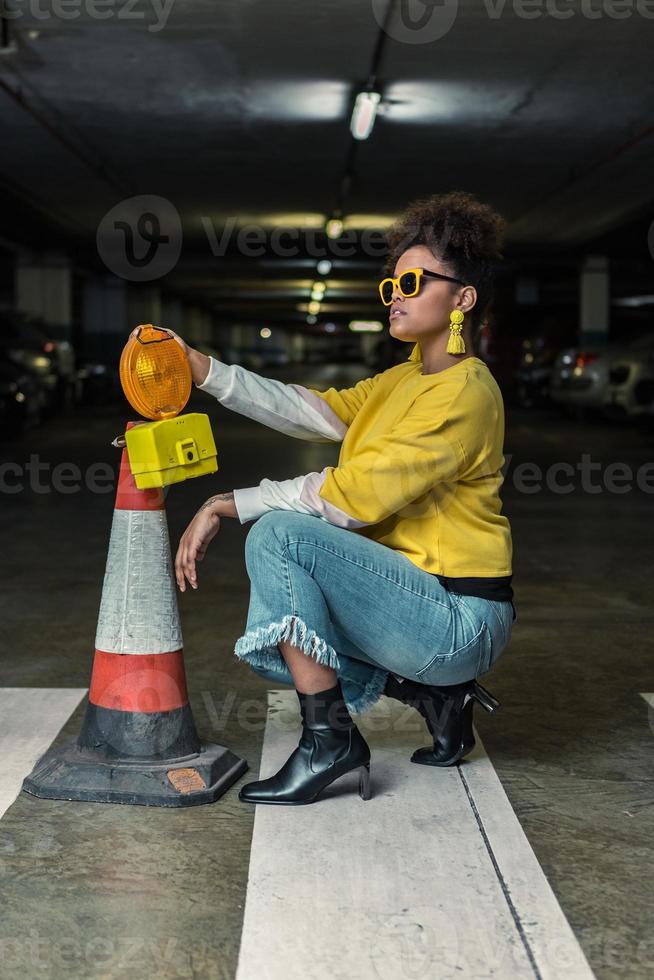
[1,0,654,323]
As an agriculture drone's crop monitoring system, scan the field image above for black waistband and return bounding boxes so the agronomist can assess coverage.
[433,574,516,621]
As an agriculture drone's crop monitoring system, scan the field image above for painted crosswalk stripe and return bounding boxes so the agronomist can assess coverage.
[640,692,654,709]
[236,691,596,980]
[0,688,87,819]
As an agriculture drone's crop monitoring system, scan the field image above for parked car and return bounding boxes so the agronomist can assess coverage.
[0,312,77,414]
[549,333,654,420]
[0,353,48,434]
[75,362,121,407]
[514,336,562,409]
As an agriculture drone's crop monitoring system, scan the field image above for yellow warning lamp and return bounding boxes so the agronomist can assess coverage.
[120,323,191,420]
[119,324,218,489]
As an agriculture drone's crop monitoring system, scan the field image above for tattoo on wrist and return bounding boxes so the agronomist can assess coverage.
[200,492,233,514]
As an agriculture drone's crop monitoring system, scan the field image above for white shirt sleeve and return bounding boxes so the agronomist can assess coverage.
[233,470,370,530]
[196,356,347,443]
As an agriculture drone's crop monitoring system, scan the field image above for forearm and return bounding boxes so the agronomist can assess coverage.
[201,491,239,520]
[193,355,347,443]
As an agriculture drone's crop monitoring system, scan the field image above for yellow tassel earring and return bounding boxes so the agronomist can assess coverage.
[447,309,466,354]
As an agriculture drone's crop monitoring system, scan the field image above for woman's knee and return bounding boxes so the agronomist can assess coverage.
[244,511,315,563]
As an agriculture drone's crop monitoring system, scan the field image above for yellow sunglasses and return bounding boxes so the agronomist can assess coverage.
[378,267,465,306]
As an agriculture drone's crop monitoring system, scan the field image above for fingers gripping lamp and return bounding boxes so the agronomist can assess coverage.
[22,325,247,807]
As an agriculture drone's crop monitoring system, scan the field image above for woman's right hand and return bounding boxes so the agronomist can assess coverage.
[174,500,222,591]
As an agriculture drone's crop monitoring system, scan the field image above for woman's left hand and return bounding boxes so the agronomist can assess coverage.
[175,501,221,592]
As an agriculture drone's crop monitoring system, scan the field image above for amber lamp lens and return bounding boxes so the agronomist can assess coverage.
[119,325,192,420]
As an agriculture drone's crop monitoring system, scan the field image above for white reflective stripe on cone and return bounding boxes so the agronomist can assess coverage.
[95,509,183,655]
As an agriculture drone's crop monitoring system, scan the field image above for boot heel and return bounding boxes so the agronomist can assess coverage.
[470,681,501,713]
[358,763,372,801]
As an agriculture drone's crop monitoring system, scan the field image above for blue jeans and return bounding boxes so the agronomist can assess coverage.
[234,512,514,715]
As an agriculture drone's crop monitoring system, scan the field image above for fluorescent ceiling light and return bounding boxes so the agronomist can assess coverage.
[351,91,381,140]
[343,213,396,230]
[349,320,383,333]
[613,295,654,308]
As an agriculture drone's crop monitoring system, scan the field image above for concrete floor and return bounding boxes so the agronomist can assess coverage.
[0,363,652,979]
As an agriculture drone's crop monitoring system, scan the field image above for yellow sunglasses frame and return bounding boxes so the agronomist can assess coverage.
[378,267,466,306]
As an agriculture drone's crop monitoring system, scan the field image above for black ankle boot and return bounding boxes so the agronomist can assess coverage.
[383,674,501,767]
[238,681,372,805]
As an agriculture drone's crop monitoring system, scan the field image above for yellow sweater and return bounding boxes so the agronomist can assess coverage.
[309,352,512,579]
[198,347,513,598]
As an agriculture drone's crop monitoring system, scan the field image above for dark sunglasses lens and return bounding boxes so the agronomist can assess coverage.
[400,271,417,295]
[381,280,394,304]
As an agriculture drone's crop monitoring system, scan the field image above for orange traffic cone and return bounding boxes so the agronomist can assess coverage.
[23,421,247,806]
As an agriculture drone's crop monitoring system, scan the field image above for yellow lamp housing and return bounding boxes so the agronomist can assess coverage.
[124,413,218,489]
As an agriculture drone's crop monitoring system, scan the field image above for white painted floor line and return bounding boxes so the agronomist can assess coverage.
[639,692,654,710]
[236,690,596,980]
[0,688,87,819]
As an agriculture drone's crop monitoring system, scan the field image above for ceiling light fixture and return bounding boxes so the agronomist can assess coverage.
[349,320,383,333]
[350,90,381,141]
[325,216,344,239]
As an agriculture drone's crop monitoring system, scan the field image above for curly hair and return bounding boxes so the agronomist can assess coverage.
[384,191,506,334]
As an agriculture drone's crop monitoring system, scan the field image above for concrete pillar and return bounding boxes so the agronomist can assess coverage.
[515,276,539,306]
[183,306,203,346]
[360,333,377,360]
[161,297,184,334]
[231,325,246,348]
[127,286,161,329]
[579,256,609,347]
[199,310,212,345]
[15,251,72,334]
[277,331,293,356]
[82,274,128,360]
[289,334,305,362]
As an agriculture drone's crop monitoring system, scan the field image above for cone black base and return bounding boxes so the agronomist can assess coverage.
[77,701,202,760]
[22,738,248,808]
